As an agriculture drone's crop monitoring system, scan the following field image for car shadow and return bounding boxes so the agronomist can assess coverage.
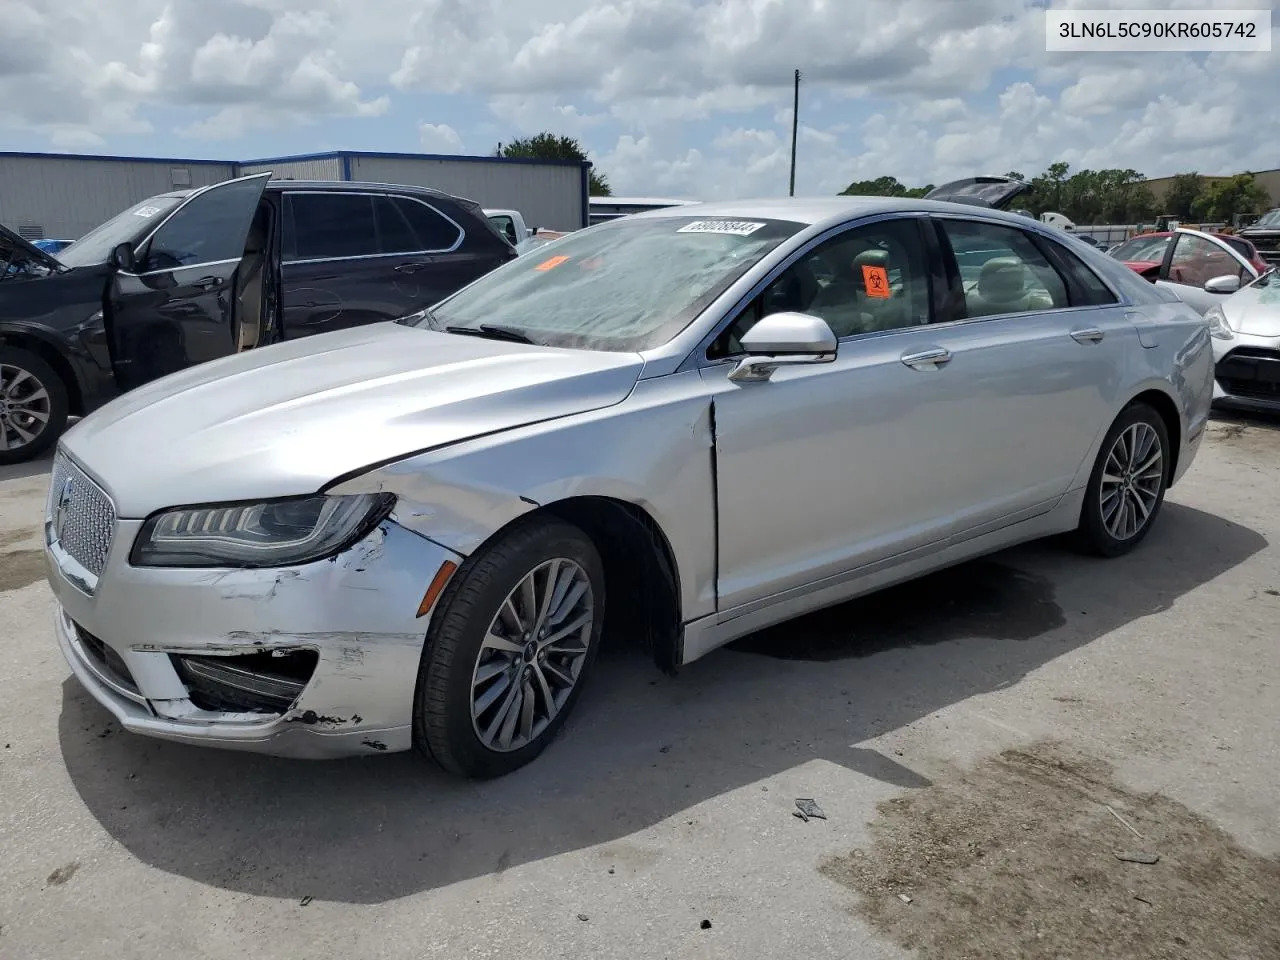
[58,502,1265,904]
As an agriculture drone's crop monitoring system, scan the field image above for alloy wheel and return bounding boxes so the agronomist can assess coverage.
[1099,422,1164,541]
[470,558,595,753]
[0,362,53,452]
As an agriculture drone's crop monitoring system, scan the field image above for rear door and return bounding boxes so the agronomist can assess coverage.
[921,214,1139,539]
[1155,229,1258,314]
[108,173,270,392]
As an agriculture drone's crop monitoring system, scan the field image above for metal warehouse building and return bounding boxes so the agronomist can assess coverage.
[0,149,592,242]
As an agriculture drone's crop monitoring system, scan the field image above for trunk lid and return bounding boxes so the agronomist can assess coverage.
[925,176,1032,211]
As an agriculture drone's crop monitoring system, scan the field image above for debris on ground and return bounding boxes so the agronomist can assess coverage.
[576,914,589,922]
[45,862,79,887]
[1104,804,1145,840]
[700,919,712,930]
[1115,851,1160,865]
[299,896,313,906]
[897,894,913,905]
[821,741,1280,960]
[795,798,827,821]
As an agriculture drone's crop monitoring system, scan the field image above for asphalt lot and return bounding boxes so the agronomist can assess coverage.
[2,418,1278,959]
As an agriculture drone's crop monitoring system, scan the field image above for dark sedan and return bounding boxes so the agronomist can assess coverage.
[0,174,516,463]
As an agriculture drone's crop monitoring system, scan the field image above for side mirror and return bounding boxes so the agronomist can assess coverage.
[111,242,136,273]
[1204,274,1241,295]
[728,312,837,383]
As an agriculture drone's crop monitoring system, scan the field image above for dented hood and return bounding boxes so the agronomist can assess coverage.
[61,322,644,517]
[1221,276,1280,338]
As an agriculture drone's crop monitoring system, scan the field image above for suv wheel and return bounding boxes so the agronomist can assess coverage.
[0,347,69,465]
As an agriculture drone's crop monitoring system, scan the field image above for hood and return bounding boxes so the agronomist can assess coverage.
[61,322,645,518]
[924,176,1031,211]
[0,222,65,274]
[1221,278,1280,338]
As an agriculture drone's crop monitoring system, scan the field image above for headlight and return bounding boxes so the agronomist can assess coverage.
[130,493,396,568]
[1204,305,1234,340]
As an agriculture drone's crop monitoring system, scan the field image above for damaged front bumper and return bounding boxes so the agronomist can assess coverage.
[48,518,463,758]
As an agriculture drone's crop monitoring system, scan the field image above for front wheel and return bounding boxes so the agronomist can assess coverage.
[413,516,605,778]
[0,348,69,465]
[1076,402,1170,557]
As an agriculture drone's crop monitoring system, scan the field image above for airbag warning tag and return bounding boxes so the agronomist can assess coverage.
[677,220,767,236]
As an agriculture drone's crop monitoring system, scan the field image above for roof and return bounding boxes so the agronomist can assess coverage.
[625,195,1054,231]
[589,197,697,207]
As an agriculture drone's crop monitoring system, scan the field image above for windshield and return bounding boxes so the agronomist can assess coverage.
[413,215,805,351]
[1254,209,1280,228]
[56,195,184,268]
[1109,234,1172,263]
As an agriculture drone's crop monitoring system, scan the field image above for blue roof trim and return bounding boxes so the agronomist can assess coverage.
[0,150,234,166]
[0,148,594,171]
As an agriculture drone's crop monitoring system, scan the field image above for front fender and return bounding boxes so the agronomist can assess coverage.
[327,371,720,623]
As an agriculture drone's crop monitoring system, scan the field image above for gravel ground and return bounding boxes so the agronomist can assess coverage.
[1,416,1277,960]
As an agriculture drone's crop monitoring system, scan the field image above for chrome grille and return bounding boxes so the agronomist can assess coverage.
[48,452,116,576]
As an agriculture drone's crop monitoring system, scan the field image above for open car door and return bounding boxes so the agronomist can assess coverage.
[108,173,271,392]
[925,176,1032,210]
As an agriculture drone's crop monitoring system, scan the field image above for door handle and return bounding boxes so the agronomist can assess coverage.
[900,346,952,370]
[193,276,223,291]
[1070,327,1105,344]
[395,262,429,274]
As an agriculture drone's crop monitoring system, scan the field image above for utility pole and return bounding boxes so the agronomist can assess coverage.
[789,69,801,197]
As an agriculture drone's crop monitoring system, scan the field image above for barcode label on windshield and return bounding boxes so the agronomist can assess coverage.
[677,220,767,236]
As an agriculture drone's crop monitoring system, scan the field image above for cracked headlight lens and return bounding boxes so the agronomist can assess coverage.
[131,493,396,568]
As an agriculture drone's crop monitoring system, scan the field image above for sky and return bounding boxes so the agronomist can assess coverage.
[1,0,1277,200]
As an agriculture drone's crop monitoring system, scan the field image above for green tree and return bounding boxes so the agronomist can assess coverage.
[494,132,612,196]
[840,176,934,197]
[1191,173,1272,222]
[1165,173,1204,219]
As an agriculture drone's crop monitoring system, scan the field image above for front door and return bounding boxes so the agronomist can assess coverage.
[704,215,965,612]
[108,173,270,392]
[1155,229,1257,314]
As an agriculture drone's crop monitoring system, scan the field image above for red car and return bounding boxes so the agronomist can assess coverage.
[1109,229,1269,281]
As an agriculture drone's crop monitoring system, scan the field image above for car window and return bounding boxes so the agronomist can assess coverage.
[1108,235,1172,264]
[1039,238,1119,307]
[1222,236,1254,261]
[939,219,1069,319]
[286,193,379,261]
[1166,234,1240,288]
[710,218,931,357]
[137,180,265,272]
[373,195,420,254]
[489,214,518,245]
[396,197,463,251]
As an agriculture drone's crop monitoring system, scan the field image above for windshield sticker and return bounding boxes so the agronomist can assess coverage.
[677,220,767,236]
[862,264,891,299]
[535,255,570,272]
[132,205,163,218]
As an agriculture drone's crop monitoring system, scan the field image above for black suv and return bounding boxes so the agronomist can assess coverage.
[1239,208,1280,265]
[0,173,516,463]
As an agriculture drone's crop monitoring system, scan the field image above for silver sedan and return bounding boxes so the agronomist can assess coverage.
[44,191,1214,778]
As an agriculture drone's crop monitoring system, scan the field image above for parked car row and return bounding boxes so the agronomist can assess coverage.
[1,173,518,463]
[43,174,1213,778]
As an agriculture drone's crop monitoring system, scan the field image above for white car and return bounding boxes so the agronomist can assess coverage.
[1206,267,1280,412]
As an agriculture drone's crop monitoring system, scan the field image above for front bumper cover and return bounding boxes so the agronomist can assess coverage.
[48,517,463,758]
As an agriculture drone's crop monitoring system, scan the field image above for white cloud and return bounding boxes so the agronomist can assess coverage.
[418,122,463,154]
[0,0,1277,202]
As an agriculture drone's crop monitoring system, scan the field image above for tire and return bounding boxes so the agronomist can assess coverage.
[413,515,606,778]
[0,347,69,466]
[1076,402,1170,558]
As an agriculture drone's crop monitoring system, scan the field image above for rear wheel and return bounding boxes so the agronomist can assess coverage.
[1076,402,1169,557]
[413,516,605,778]
[0,348,69,465]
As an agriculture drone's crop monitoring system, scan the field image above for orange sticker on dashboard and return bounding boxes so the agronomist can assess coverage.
[861,264,890,298]
[535,255,570,271]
